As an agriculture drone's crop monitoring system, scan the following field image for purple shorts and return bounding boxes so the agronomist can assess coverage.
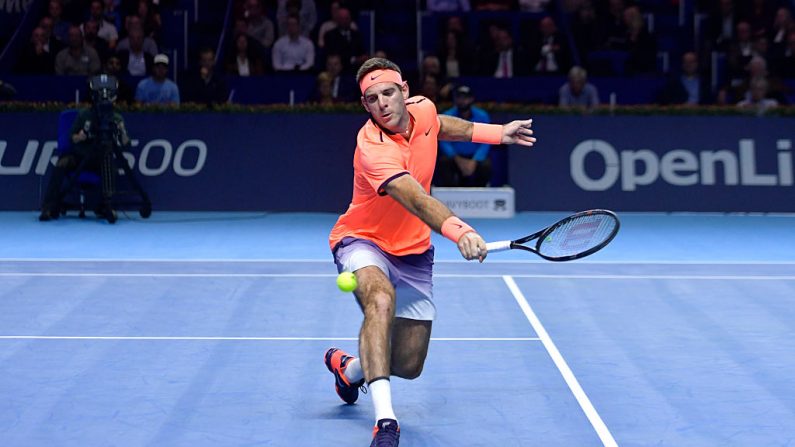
[333,237,436,321]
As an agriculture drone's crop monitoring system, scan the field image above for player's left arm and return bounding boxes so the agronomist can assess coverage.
[437,114,537,147]
[384,174,487,261]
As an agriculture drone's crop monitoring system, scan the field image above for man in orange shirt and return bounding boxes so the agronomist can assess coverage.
[325,57,536,447]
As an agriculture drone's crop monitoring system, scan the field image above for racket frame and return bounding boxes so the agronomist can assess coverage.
[487,209,620,262]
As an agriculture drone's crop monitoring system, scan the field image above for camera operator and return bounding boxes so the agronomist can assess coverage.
[39,74,130,221]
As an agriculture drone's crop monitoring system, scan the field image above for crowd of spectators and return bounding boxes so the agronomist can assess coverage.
[420,0,795,109]
[14,0,172,102]
[5,0,795,110]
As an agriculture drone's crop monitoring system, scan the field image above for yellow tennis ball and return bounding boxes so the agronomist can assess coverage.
[336,272,357,292]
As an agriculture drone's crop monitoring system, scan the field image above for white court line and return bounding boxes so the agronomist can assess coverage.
[503,275,618,447]
[1,272,794,280]
[0,336,539,342]
[2,258,795,265]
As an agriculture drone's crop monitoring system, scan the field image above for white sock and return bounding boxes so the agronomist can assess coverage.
[369,378,397,422]
[343,358,364,384]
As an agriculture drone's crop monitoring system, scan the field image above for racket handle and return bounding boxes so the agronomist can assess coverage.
[486,240,512,253]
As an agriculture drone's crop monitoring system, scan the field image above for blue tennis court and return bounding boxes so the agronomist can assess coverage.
[1,211,794,446]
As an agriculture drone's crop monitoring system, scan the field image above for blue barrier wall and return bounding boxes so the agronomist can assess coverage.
[1,111,793,212]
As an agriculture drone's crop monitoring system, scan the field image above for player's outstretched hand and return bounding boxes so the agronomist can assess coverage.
[458,232,488,263]
[501,118,536,147]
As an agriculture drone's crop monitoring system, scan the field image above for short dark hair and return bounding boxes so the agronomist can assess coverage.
[356,57,402,85]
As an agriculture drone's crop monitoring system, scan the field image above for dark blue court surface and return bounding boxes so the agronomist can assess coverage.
[1,211,794,446]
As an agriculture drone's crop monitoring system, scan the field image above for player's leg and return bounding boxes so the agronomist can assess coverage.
[388,246,435,379]
[354,264,402,445]
[326,239,395,408]
[354,265,397,384]
[390,317,431,379]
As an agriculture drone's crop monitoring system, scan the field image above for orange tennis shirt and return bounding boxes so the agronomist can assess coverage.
[329,96,440,256]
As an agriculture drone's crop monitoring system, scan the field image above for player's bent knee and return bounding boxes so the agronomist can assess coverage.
[392,362,424,380]
[363,292,395,320]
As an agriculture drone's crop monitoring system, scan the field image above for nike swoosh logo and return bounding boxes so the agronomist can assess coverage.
[370,73,384,80]
[452,224,463,229]
[425,127,432,136]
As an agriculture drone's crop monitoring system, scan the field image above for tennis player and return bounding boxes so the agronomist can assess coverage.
[325,57,536,447]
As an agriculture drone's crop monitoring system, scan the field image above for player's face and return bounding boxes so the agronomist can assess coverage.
[361,81,410,133]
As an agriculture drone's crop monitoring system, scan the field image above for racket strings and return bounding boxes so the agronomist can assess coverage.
[538,214,617,258]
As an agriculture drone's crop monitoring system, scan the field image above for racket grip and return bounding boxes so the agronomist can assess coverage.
[486,241,512,253]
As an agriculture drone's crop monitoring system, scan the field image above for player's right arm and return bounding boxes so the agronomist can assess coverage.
[438,114,537,147]
[384,174,487,262]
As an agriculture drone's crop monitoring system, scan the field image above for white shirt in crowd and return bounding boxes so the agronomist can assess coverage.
[272,35,315,71]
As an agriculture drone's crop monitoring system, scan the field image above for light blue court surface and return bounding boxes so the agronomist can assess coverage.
[1,211,794,446]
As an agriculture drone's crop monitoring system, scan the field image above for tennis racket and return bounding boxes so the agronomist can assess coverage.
[485,209,620,261]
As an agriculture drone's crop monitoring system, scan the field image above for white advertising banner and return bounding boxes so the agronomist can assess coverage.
[431,187,515,218]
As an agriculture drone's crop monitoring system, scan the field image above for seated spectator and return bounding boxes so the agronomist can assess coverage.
[657,52,710,105]
[771,31,795,78]
[102,0,123,31]
[770,7,794,59]
[47,0,71,43]
[182,47,229,106]
[116,16,158,56]
[420,73,441,102]
[420,54,442,80]
[718,55,788,104]
[434,85,493,187]
[85,0,118,49]
[244,0,275,49]
[707,0,737,52]
[135,0,162,40]
[225,33,266,76]
[559,66,600,110]
[272,14,315,71]
[16,27,56,74]
[277,0,317,37]
[752,33,770,64]
[418,54,453,99]
[427,0,471,12]
[317,1,358,49]
[103,55,134,104]
[737,76,778,114]
[232,17,269,67]
[82,19,112,63]
[622,5,657,74]
[739,0,776,37]
[478,25,530,77]
[323,7,366,70]
[529,16,571,74]
[135,54,180,104]
[571,0,601,63]
[55,26,101,75]
[117,27,154,76]
[323,53,356,101]
[601,0,628,49]
[438,29,475,77]
[38,16,64,56]
[728,21,755,81]
[309,71,336,104]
